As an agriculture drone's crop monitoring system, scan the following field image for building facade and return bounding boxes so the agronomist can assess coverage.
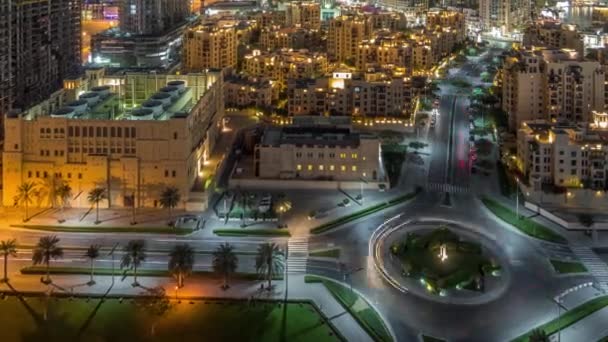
[255,125,384,182]
[119,0,190,35]
[183,24,238,71]
[3,70,224,209]
[284,2,321,30]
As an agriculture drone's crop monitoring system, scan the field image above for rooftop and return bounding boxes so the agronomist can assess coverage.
[260,125,367,148]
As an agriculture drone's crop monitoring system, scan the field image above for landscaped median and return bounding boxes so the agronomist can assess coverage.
[550,259,588,274]
[480,197,567,244]
[311,189,420,235]
[212,228,291,237]
[10,224,193,235]
[305,275,393,342]
[309,248,341,259]
[20,266,283,280]
[512,296,608,342]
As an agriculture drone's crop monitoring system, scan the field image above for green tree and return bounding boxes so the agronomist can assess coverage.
[529,328,549,342]
[255,242,284,290]
[87,187,107,224]
[55,182,72,223]
[85,244,100,285]
[212,243,238,289]
[32,236,64,284]
[159,186,181,225]
[121,240,147,287]
[0,239,17,282]
[168,244,194,288]
[15,181,39,222]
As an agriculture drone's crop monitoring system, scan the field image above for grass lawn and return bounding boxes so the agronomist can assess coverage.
[481,197,567,244]
[309,248,341,259]
[0,295,341,342]
[512,296,608,342]
[20,266,283,280]
[496,161,517,197]
[213,228,291,237]
[311,189,419,235]
[421,335,446,342]
[550,260,588,274]
[305,275,393,342]
[11,224,193,235]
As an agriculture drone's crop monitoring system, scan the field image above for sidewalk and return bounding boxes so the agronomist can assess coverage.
[0,271,373,342]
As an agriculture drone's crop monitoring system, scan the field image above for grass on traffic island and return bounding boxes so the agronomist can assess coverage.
[421,335,446,342]
[550,260,588,274]
[391,227,501,295]
[512,296,608,342]
[0,294,341,342]
[309,248,341,259]
[213,228,291,237]
[304,275,393,342]
[480,197,567,244]
[10,224,193,235]
[20,266,283,280]
[311,189,420,235]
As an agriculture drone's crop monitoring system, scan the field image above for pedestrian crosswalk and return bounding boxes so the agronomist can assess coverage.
[287,238,309,274]
[571,246,608,291]
[427,182,469,194]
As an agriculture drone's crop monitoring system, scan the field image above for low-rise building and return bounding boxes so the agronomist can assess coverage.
[224,76,273,108]
[3,70,224,209]
[517,117,608,190]
[254,124,384,182]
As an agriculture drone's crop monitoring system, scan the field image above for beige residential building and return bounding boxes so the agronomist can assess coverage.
[328,16,368,63]
[243,49,329,91]
[285,2,321,30]
[502,48,605,131]
[355,36,413,71]
[183,23,238,71]
[426,10,466,42]
[224,76,273,108]
[260,26,294,51]
[517,117,608,190]
[255,125,384,182]
[3,70,224,210]
[523,21,584,55]
[287,71,414,117]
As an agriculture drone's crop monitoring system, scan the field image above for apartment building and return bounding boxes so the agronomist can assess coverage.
[183,23,238,70]
[285,2,321,30]
[517,117,608,190]
[0,0,81,123]
[355,36,413,71]
[3,70,224,209]
[502,48,605,131]
[243,49,329,91]
[479,0,530,34]
[224,76,273,108]
[426,10,466,42]
[287,71,414,117]
[254,125,384,182]
[328,16,368,63]
[523,21,584,55]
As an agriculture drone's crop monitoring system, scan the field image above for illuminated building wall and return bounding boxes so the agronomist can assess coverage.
[183,24,238,71]
[3,71,224,210]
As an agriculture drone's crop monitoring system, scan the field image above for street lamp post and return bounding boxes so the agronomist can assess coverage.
[515,178,520,219]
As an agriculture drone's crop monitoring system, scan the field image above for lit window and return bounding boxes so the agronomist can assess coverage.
[362,172,367,177]
[340,153,346,159]
[362,156,366,161]
[351,153,357,159]
[330,165,335,171]
[352,166,357,171]
[319,165,324,171]
[307,164,313,171]
[297,164,302,170]
[341,165,346,171]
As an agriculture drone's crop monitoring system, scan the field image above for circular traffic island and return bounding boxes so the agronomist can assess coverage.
[374,220,510,304]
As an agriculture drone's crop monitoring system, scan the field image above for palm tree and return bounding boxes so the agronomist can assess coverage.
[159,187,180,225]
[529,328,549,342]
[255,243,284,290]
[15,181,38,222]
[32,236,64,284]
[0,239,17,282]
[87,187,107,224]
[85,245,100,285]
[212,243,238,290]
[168,244,194,288]
[55,182,72,223]
[121,240,147,287]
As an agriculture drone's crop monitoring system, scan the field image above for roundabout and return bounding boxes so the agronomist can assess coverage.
[371,216,512,305]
